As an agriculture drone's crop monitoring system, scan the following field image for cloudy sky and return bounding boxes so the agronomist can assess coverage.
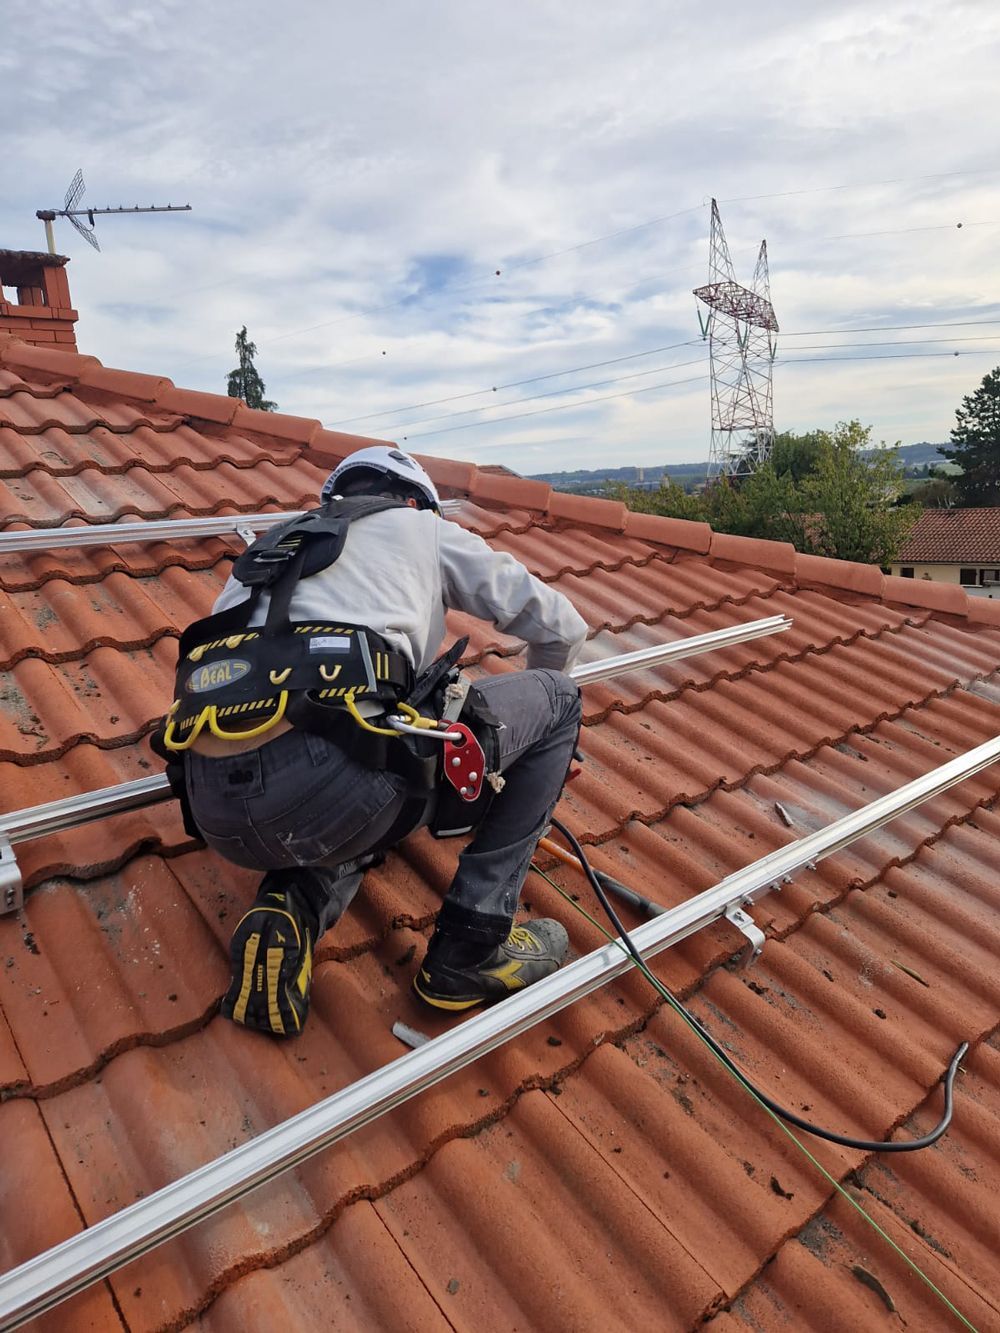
[3,0,999,475]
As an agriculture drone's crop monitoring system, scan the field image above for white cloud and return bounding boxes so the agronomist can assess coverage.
[2,0,999,473]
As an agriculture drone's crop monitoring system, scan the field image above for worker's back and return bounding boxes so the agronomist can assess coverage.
[213,506,448,673]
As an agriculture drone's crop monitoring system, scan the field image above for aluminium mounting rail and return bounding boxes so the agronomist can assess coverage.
[0,503,464,557]
[0,615,793,912]
[3,723,1000,1328]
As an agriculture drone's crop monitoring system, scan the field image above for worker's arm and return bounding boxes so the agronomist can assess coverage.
[438,520,588,671]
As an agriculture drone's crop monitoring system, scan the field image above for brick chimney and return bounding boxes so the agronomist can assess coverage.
[0,250,78,349]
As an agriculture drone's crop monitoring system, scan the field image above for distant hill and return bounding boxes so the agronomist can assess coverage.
[531,443,952,492]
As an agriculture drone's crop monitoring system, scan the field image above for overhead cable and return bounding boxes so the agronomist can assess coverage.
[395,344,1000,441]
[327,319,1000,431]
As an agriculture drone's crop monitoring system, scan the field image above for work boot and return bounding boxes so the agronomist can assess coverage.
[413,919,569,1011]
[220,874,318,1037]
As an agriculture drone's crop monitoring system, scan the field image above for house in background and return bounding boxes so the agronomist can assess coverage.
[891,507,1000,595]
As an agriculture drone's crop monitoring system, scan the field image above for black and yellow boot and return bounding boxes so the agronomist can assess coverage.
[413,919,569,1011]
[221,873,319,1037]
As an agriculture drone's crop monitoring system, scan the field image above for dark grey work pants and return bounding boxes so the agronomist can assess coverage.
[185,669,582,945]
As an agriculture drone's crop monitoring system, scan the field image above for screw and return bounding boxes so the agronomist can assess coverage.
[451,756,462,768]
[460,786,470,797]
[468,771,478,781]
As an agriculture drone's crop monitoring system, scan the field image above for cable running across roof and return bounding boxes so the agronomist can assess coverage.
[3,712,998,1330]
[528,857,979,1331]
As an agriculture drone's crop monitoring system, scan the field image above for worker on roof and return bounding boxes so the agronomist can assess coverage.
[158,445,587,1036]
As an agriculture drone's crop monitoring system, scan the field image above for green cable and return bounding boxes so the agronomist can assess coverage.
[529,863,980,1332]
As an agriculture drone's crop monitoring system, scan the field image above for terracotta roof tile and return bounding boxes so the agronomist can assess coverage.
[898,505,1000,562]
[2,335,1000,1329]
[622,508,714,553]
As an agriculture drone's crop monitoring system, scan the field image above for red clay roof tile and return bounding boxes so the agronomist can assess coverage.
[709,529,798,575]
[794,549,885,596]
[622,508,713,552]
[2,335,1000,1330]
[231,401,322,444]
[547,489,627,531]
[154,385,241,424]
[881,571,970,615]
[898,505,1000,562]
[75,364,174,402]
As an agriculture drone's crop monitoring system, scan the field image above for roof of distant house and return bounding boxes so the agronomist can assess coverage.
[2,263,1000,1329]
[898,506,1000,563]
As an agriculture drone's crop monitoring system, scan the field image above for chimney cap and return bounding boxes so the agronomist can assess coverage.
[0,249,70,284]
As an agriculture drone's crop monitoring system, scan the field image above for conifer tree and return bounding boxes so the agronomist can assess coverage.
[226,327,277,412]
[941,367,1000,505]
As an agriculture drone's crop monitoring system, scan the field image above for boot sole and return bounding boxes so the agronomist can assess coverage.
[411,973,487,1011]
[222,907,311,1036]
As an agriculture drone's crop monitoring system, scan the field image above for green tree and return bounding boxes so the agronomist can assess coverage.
[940,366,1000,505]
[770,429,826,482]
[797,420,914,564]
[226,327,277,412]
[613,420,915,565]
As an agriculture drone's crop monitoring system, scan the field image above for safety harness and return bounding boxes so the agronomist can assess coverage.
[152,495,501,841]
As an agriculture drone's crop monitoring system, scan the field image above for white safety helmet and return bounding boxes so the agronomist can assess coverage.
[321,445,441,513]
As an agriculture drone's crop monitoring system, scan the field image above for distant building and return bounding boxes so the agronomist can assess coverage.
[891,508,1000,596]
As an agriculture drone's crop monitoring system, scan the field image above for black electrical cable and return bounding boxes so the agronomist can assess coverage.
[547,816,967,1154]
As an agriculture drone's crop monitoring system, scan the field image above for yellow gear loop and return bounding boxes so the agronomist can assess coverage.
[344,688,402,736]
[268,667,293,685]
[161,693,290,751]
[209,691,289,740]
[319,664,342,682]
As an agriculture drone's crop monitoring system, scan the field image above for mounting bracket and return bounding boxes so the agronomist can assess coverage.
[0,836,22,915]
[725,902,765,965]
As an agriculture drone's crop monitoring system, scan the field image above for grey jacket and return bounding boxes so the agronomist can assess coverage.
[212,506,588,674]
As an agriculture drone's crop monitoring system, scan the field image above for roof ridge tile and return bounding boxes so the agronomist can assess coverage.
[965,597,1000,628]
[547,491,627,531]
[154,386,241,426]
[881,572,971,616]
[794,551,884,597]
[76,366,174,403]
[468,470,552,510]
[623,510,712,553]
[709,530,797,575]
[414,455,478,495]
[0,341,100,382]
[231,402,323,446]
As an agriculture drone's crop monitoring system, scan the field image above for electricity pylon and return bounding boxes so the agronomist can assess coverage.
[693,200,778,478]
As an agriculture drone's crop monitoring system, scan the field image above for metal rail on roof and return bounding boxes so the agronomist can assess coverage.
[0,503,464,557]
[0,615,792,912]
[2,723,999,1329]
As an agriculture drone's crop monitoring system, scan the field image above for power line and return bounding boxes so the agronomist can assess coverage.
[394,345,1000,443]
[786,334,1000,351]
[782,318,1000,336]
[778,348,1000,365]
[327,320,1000,433]
[719,165,1000,206]
[375,356,709,435]
[327,339,705,425]
[373,337,1000,437]
[399,372,711,441]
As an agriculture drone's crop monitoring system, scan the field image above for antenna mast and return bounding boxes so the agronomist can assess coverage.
[693,200,778,479]
[35,170,191,254]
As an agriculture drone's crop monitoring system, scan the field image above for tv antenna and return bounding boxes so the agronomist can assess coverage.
[693,199,778,479]
[35,170,192,254]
